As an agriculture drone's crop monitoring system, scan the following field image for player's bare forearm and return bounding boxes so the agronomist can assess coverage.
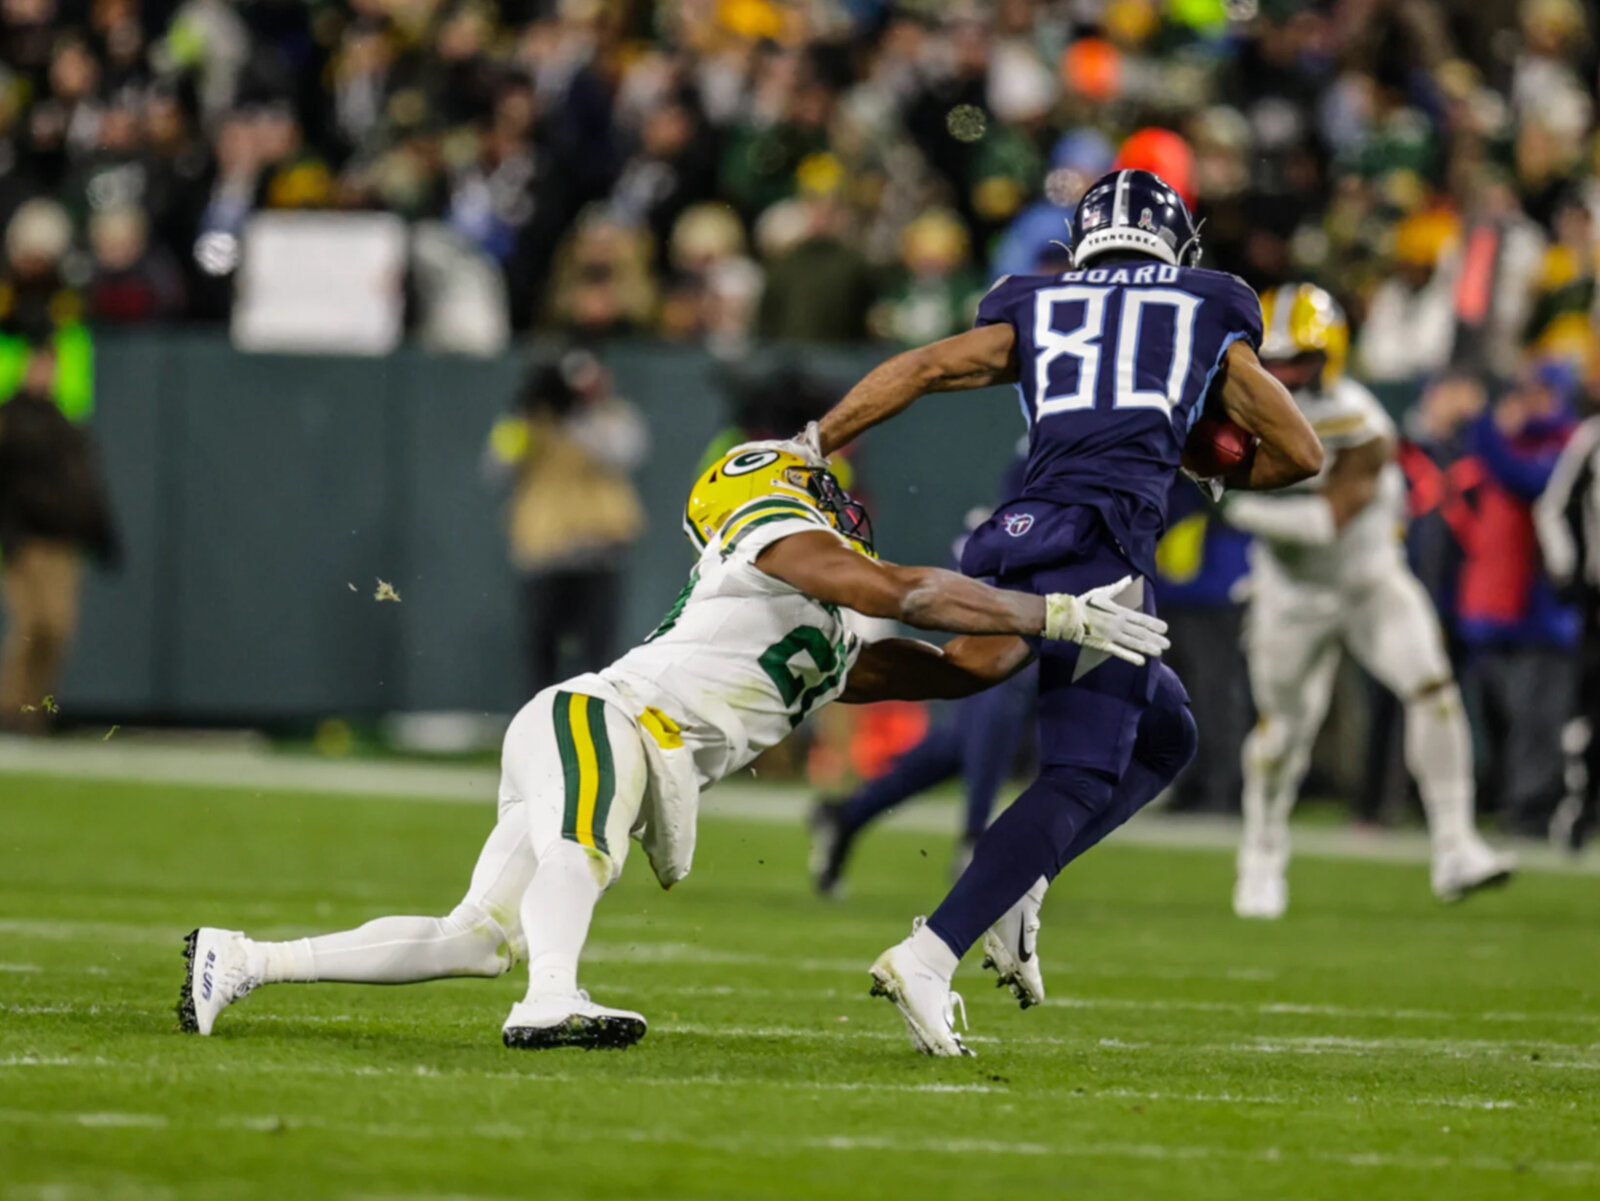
[839,635,1033,703]
[757,531,1045,636]
[816,324,1020,454]
[1217,341,1324,489]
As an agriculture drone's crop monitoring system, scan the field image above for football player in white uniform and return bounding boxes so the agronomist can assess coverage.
[179,440,1167,1048]
[1225,284,1515,918]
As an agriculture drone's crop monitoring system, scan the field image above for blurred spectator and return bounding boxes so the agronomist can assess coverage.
[0,339,117,734]
[868,207,983,345]
[486,349,648,694]
[0,198,92,421]
[990,129,1113,278]
[1458,363,1579,835]
[86,205,184,324]
[757,166,876,342]
[545,209,658,338]
[1358,210,1460,386]
[657,202,762,353]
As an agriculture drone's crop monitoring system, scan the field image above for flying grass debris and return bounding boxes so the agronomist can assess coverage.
[374,579,401,603]
[103,725,120,741]
[21,695,58,715]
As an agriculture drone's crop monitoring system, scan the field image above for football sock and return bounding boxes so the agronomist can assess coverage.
[926,765,1114,959]
[520,840,605,999]
[253,903,514,985]
[1239,716,1306,863]
[1405,683,1476,853]
[837,728,962,834]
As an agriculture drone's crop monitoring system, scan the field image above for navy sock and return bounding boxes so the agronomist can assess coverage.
[837,725,963,834]
[926,765,1114,959]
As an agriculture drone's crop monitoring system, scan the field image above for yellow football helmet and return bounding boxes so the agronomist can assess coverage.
[1258,283,1349,388]
[682,442,875,557]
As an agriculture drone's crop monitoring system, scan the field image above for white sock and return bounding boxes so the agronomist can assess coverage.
[1240,724,1297,864]
[1406,685,1476,854]
[909,922,959,981]
[521,841,606,999]
[252,907,512,985]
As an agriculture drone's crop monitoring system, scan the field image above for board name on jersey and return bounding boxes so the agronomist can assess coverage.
[1059,264,1182,286]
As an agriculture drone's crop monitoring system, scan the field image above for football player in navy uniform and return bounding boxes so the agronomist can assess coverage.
[810,169,1324,1055]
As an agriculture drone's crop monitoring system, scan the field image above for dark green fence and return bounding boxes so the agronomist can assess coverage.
[51,333,1024,722]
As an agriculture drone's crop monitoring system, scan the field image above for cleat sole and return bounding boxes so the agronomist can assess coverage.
[503,1014,645,1051]
[1438,866,1514,905]
[176,929,200,1034]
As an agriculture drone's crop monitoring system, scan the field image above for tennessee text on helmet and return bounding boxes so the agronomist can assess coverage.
[1070,168,1202,269]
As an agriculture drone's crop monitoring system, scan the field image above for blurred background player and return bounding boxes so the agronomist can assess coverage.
[814,168,1324,1054]
[809,450,1035,893]
[1226,284,1515,919]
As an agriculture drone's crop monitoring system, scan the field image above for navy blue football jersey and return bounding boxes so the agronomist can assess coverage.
[975,263,1262,578]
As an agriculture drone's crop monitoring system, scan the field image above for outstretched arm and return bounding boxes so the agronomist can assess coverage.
[839,635,1034,703]
[1216,340,1324,490]
[815,324,1019,455]
[1224,435,1389,545]
[757,530,1169,665]
[759,530,1044,634]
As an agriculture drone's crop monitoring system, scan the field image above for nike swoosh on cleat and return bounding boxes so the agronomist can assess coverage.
[1018,924,1034,964]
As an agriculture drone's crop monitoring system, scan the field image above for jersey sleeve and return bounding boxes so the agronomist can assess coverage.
[974,274,1034,330]
[711,497,839,567]
[1314,381,1394,450]
[1215,273,1263,350]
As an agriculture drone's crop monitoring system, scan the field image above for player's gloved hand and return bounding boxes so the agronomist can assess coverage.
[1181,466,1225,504]
[774,422,827,468]
[1044,576,1170,665]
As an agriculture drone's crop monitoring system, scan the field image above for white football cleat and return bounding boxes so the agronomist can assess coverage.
[1432,836,1515,903]
[502,991,646,1050]
[868,919,974,1057]
[981,876,1046,1008]
[178,927,258,1036]
[1233,849,1288,920]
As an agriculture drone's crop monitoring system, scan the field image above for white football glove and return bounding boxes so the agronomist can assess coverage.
[771,421,827,468]
[1181,466,1225,503]
[1044,575,1170,665]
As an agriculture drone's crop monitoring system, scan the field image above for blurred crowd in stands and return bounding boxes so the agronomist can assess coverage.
[0,0,1589,366]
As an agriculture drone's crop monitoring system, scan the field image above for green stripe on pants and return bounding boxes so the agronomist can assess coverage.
[552,691,581,844]
[586,695,616,856]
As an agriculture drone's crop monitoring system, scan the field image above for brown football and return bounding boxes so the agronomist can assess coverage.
[1182,414,1257,479]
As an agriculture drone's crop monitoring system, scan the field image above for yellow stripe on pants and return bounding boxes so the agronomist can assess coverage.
[567,693,600,849]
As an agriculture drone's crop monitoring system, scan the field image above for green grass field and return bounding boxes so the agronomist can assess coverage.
[2,766,1598,1201]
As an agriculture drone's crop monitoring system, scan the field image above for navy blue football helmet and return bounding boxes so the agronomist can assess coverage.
[1070,168,1201,269]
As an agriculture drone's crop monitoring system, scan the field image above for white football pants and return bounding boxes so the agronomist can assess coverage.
[252,686,648,993]
[1240,568,1477,870]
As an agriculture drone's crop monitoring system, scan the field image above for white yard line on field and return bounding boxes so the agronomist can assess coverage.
[0,1052,1543,1107]
[3,735,1595,876]
[0,1107,1591,1177]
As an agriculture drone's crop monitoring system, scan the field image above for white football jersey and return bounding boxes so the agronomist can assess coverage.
[602,499,870,789]
[1250,377,1407,593]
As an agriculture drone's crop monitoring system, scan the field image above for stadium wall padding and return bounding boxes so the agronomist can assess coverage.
[45,333,1023,722]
